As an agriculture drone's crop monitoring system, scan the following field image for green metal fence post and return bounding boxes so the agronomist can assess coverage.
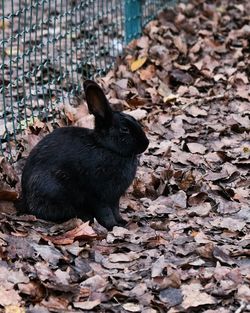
[124,0,142,44]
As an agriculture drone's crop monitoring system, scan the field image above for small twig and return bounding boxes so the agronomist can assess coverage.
[180,93,232,110]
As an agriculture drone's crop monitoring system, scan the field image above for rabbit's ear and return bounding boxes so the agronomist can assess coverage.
[84,80,113,128]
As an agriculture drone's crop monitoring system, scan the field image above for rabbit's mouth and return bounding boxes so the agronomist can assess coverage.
[136,137,149,154]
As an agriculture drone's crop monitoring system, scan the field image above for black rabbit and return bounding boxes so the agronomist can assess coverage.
[18,80,149,230]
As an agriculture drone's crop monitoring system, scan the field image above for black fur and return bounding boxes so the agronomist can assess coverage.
[18,80,149,230]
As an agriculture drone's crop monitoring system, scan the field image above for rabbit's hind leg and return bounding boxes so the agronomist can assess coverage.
[24,173,75,222]
[28,197,74,222]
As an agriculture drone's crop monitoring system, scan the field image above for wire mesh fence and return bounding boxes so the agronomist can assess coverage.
[0,0,175,160]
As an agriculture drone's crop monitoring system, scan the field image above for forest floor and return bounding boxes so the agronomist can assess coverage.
[0,0,249,312]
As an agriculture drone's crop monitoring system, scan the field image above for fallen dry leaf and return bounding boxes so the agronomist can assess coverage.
[42,221,97,245]
[181,283,217,309]
[73,300,101,310]
[139,64,156,81]
[187,142,206,154]
[173,36,187,55]
[0,288,21,306]
[127,108,148,120]
[130,57,147,72]
[122,302,141,312]
[80,275,108,292]
[4,306,26,313]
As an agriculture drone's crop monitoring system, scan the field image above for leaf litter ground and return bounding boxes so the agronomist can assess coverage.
[0,0,249,312]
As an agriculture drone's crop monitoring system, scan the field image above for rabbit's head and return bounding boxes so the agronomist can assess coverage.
[84,80,149,157]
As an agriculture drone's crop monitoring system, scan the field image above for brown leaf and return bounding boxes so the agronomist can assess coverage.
[196,243,214,259]
[187,142,206,154]
[151,255,166,277]
[213,246,235,266]
[132,170,159,198]
[4,306,25,313]
[32,244,64,265]
[108,251,140,263]
[0,200,17,215]
[185,105,208,117]
[21,133,44,156]
[236,285,250,303]
[157,81,173,98]
[18,281,45,301]
[173,36,187,55]
[122,303,141,312]
[210,217,246,232]
[73,300,101,310]
[114,78,129,89]
[152,271,181,290]
[179,171,196,191]
[0,157,19,183]
[41,296,69,310]
[0,288,21,306]
[188,203,211,217]
[126,97,146,108]
[31,118,45,129]
[163,191,187,209]
[0,190,18,202]
[181,282,217,309]
[139,64,156,81]
[136,36,149,50]
[130,57,147,72]
[80,275,108,292]
[127,108,147,120]
[43,221,97,245]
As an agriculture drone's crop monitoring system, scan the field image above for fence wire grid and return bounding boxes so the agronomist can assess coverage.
[0,0,175,160]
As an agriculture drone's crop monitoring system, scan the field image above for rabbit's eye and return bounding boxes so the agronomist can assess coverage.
[120,126,130,134]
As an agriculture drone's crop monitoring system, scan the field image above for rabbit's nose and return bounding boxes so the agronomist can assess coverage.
[137,136,149,154]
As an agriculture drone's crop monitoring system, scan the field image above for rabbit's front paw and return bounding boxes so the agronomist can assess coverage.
[114,214,127,226]
[117,218,127,227]
[94,207,119,231]
[112,206,127,227]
